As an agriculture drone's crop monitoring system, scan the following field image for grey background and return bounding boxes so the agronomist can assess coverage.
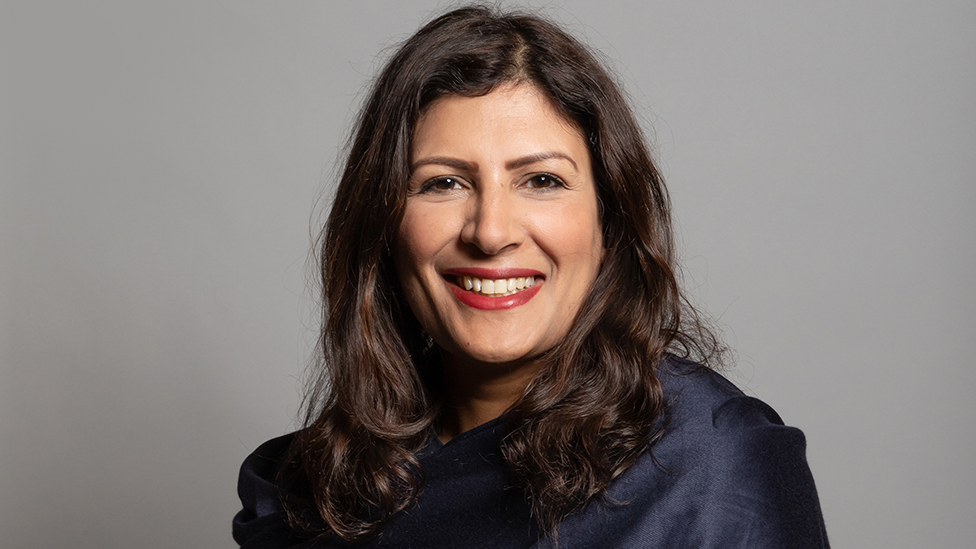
[2,1,973,547]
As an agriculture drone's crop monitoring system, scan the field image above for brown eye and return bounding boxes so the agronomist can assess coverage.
[525,174,565,190]
[421,177,463,193]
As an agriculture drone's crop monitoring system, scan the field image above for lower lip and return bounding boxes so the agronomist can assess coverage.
[449,282,542,310]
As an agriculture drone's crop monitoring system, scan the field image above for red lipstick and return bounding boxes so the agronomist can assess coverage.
[449,283,542,310]
[442,268,545,311]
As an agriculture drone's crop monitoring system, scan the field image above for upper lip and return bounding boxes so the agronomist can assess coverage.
[442,267,544,279]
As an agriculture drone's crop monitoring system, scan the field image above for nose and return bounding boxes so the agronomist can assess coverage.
[460,185,522,255]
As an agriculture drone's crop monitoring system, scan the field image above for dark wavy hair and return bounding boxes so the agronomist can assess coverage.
[282,4,723,542]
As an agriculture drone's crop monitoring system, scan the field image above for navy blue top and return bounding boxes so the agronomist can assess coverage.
[234,359,829,548]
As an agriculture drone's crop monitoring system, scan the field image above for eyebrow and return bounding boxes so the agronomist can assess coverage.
[410,156,476,172]
[505,151,578,172]
[410,152,578,173]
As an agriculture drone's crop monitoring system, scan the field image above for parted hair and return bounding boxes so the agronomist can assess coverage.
[281,4,722,542]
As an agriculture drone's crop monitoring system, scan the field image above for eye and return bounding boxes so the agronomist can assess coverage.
[524,173,566,190]
[419,176,464,193]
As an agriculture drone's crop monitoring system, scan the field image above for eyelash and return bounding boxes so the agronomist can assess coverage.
[418,177,464,193]
[417,173,566,193]
[524,173,566,190]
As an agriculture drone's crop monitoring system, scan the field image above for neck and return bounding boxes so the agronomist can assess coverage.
[436,353,540,443]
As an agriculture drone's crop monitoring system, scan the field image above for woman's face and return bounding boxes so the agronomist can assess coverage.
[395,84,603,369]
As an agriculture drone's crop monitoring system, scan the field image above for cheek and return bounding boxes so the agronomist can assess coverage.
[393,228,421,298]
[544,203,603,263]
[392,240,434,333]
[393,207,449,314]
[397,202,465,271]
[395,208,430,272]
[393,217,424,303]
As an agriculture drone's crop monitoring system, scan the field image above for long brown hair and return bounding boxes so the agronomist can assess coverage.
[282,4,723,541]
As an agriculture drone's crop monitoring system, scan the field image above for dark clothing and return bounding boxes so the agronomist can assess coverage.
[234,359,829,548]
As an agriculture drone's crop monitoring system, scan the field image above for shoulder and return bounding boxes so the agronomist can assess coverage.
[233,433,306,548]
[552,357,829,548]
[655,356,788,432]
[656,357,823,507]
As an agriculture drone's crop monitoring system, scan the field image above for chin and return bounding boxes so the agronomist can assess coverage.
[444,343,537,368]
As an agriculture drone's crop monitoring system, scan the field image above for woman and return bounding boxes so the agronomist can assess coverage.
[234,6,828,548]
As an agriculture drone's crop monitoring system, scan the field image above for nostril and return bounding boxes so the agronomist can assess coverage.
[464,206,522,255]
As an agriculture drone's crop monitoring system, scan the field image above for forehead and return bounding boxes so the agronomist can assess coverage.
[411,84,586,161]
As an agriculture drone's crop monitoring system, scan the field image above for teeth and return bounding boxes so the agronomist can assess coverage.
[459,275,538,297]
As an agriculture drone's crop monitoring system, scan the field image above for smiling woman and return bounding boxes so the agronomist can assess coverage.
[233,5,828,548]
[396,85,604,428]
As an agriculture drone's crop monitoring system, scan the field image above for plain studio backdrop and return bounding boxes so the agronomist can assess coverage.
[1,1,973,547]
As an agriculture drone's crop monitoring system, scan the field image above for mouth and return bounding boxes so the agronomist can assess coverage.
[442,269,544,311]
[455,275,537,297]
